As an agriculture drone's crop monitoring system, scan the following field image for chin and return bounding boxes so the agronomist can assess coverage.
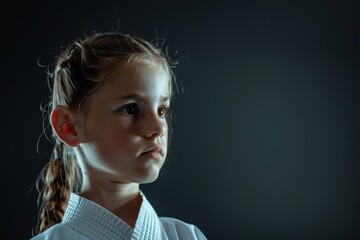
[138,171,161,184]
[132,165,162,184]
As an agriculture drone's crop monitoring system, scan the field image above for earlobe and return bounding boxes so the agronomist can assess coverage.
[51,105,80,147]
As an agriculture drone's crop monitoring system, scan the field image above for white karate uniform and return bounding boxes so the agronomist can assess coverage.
[31,192,206,240]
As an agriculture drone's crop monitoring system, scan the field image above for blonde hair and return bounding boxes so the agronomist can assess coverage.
[35,32,177,234]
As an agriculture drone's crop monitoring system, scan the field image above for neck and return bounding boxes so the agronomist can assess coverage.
[79,179,142,228]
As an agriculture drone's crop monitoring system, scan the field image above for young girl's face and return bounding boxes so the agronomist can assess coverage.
[75,62,170,184]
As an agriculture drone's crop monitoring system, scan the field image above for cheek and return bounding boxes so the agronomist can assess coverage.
[86,130,140,167]
[83,116,137,149]
[162,127,169,154]
[101,126,138,153]
[85,113,129,137]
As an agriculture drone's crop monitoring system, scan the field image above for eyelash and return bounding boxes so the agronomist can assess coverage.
[118,103,171,118]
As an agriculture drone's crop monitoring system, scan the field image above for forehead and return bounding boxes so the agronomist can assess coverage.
[96,63,171,99]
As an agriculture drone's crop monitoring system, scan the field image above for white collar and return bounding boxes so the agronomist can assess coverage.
[62,192,162,240]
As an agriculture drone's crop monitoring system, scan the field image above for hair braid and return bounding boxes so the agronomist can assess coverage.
[36,141,80,233]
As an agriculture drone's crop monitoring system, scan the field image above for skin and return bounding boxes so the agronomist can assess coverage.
[51,63,170,228]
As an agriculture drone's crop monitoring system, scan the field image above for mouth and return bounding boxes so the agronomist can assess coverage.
[141,146,164,159]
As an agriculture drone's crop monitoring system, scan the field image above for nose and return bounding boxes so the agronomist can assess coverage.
[143,112,166,139]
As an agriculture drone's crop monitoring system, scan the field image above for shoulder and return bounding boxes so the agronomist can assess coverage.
[31,224,84,240]
[159,217,207,240]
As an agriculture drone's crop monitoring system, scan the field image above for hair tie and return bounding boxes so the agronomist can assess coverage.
[52,141,64,160]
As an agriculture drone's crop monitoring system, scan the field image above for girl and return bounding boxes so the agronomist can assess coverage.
[32,32,206,240]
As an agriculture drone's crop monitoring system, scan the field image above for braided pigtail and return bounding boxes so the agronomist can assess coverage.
[36,141,81,233]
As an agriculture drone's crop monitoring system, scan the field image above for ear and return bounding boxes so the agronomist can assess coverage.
[51,105,80,147]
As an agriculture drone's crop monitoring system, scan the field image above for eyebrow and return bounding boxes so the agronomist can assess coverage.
[114,94,170,102]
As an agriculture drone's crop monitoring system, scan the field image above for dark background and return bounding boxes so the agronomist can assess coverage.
[1,0,359,239]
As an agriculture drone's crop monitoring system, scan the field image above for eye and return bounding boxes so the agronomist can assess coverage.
[158,106,171,118]
[118,103,139,115]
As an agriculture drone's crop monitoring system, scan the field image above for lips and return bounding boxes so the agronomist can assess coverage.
[141,146,164,159]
